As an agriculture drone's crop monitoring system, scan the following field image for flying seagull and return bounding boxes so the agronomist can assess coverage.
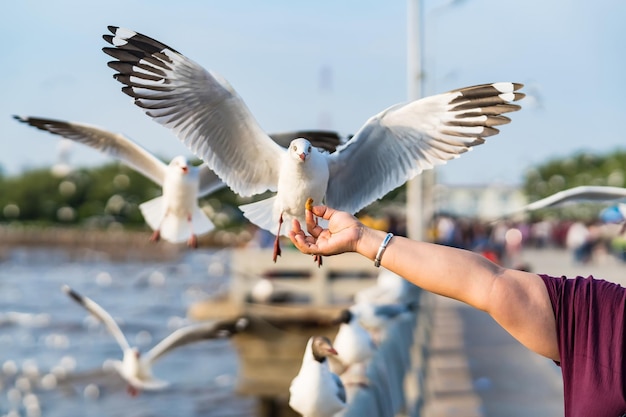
[62,285,246,396]
[102,26,524,263]
[289,336,346,417]
[14,115,224,247]
[507,185,626,214]
[504,184,626,232]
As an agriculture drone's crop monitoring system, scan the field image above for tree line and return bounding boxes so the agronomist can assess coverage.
[2,148,625,227]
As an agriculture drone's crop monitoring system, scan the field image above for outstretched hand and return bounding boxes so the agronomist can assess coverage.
[289,205,363,257]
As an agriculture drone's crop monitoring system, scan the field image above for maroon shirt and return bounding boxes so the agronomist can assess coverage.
[540,274,626,416]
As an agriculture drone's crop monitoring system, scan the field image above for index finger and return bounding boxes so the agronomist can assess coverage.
[305,207,324,237]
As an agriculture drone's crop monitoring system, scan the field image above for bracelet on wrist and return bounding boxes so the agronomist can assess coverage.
[374,232,394,267]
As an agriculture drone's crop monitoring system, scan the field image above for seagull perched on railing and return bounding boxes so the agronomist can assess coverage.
[289,336,346,417]
[350,300,416,344]
[102,26,524,264]
[62,285,246,396]
[328,309,376,387]
[354,268,409,306]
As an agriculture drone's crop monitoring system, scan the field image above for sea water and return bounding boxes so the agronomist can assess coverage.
[0,247,256,417]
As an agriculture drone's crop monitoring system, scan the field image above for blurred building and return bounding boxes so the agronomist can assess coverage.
[434,183,527,220]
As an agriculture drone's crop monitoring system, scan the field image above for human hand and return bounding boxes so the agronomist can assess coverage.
[289,205,363,257]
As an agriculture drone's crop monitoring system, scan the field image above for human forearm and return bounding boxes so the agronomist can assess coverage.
[356,226,503,310]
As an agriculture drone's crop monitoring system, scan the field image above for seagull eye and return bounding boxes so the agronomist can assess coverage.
[292,145,297,151]
[307,146,311,152]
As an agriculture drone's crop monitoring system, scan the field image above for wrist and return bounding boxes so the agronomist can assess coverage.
[355,226,388,262]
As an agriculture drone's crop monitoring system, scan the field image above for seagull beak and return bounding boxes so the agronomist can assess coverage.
[299,153,307,162]
[326,347,338,356]
[181,166,189,174]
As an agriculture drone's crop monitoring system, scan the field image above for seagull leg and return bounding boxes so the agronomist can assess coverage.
[151,210,170,243]
[186,214,198,248]
[273,213,284,263]
[150,230,161,242]
[127,384,139,397]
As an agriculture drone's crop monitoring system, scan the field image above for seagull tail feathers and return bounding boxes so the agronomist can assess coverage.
[138,197,165,231]
[239,197,282,236]
[139,197,214,243]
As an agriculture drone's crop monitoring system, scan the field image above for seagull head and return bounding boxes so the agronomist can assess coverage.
[289,138,313,163]
[332,309,354,325]
[310,336,338,362]
[169,156,190,175]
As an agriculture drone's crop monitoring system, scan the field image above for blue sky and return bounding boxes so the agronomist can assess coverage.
[2,0,625,185]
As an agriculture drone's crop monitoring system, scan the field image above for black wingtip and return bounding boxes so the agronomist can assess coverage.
[62,285,84,305]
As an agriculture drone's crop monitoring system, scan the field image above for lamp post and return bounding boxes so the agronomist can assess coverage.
[405,0,463,241]
[406,0,426,241]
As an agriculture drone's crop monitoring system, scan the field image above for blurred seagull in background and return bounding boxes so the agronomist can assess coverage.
[328,309,376,387]
[14,115,224,247]
[350,300,416,344]
[289,336,346,417]
[507,185,626,214]
[505,185,626,231]
[102,26,524,264]
[354,268,410,306]
[62,285,245,396]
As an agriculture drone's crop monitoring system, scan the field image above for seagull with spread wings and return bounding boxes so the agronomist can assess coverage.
[15,115,223,247]
[62,285,246,396]
[508,185,626,214]
[102,26,524,263]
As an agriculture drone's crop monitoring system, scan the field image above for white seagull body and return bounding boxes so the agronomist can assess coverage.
[289,336,346,417]
[350,300,415,344]
[62,285,234,395]
[14,116,223,247]
[354,268,409,306]
[102,26,524,261]
[329,310,376,378]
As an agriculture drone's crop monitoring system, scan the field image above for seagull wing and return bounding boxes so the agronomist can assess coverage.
[142,320,237,365]
[269,130,344,153]
[332,372,347,404]
[14,115,168,185]
[62,285,130,352]
[325,83,524,214]
[196,164,226,197]
[102,26,284,197]
[512,185,626,213]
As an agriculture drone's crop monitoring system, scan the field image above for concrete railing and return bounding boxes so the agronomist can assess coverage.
[344,286,432,417]
[190,247,434,417]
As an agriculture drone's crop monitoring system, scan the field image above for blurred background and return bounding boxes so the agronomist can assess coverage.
[1,1,626,416]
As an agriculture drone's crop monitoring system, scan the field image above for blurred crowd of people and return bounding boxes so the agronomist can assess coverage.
[428,213,626,268]
[245,208,626,270]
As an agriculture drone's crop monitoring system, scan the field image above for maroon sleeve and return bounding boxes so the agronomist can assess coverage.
[538,274,626,416]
